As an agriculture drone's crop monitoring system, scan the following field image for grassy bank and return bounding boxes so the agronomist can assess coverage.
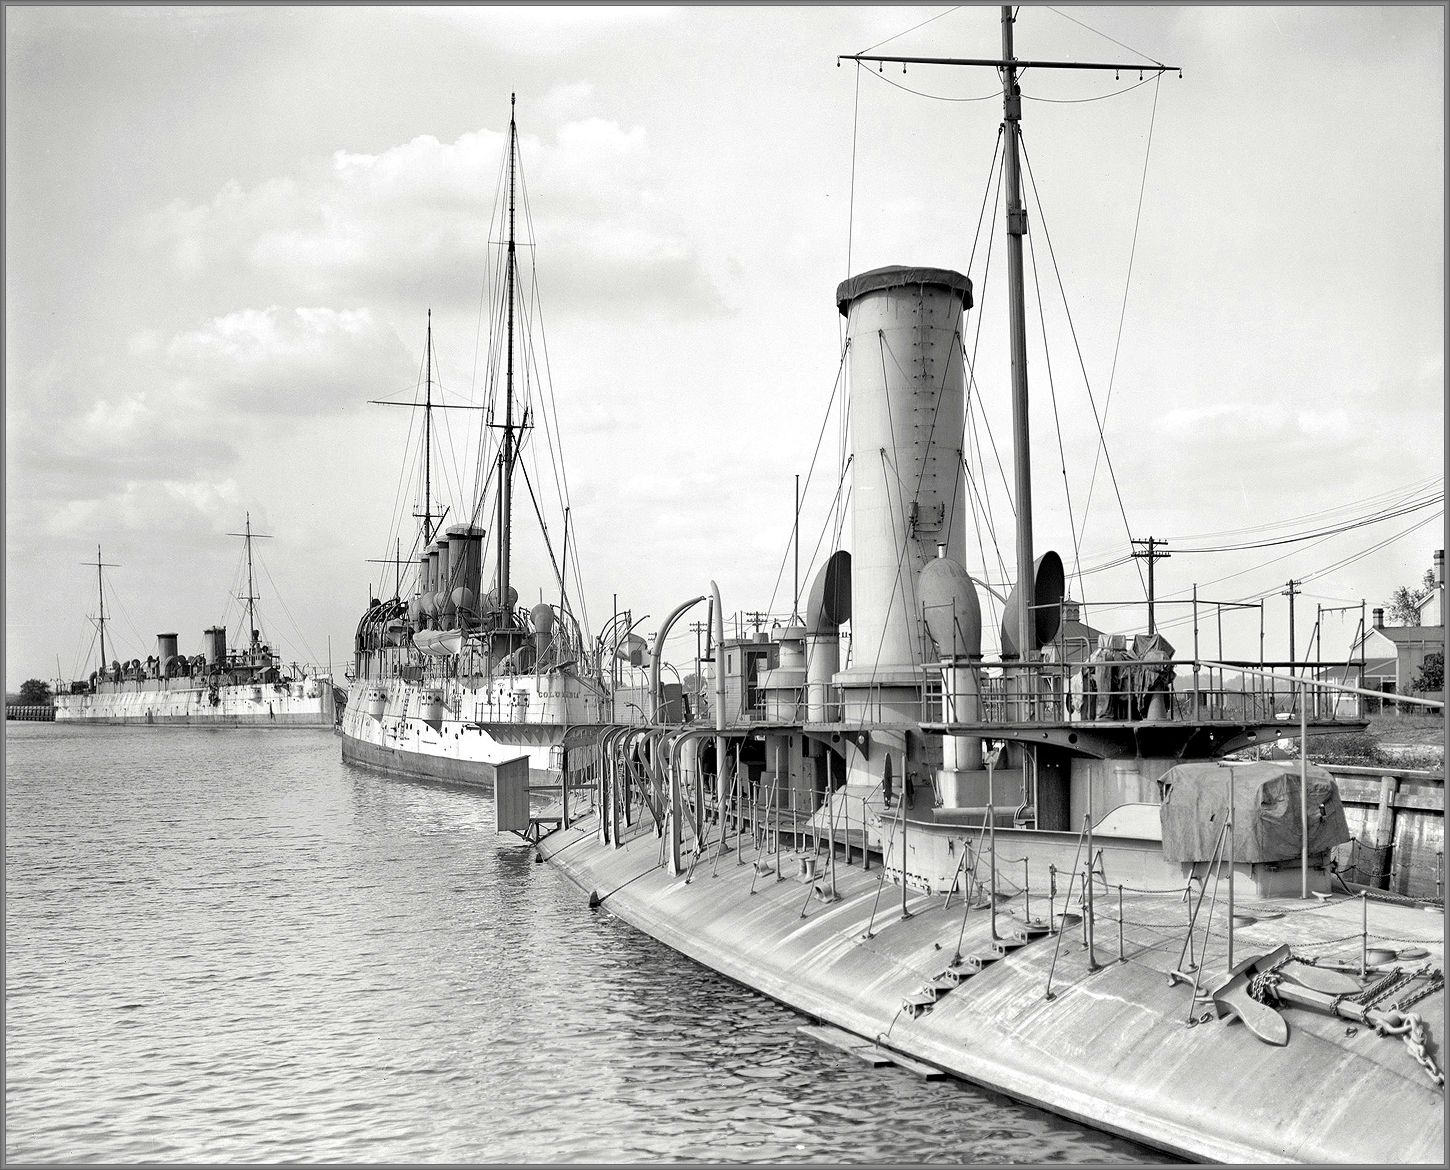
[1303,710,1445,772]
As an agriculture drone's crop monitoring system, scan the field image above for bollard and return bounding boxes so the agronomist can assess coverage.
[1360,891,1368,978]
[1118,884,1125,963]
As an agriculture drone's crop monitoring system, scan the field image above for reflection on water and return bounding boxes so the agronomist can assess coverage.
[5,724,1163,1163]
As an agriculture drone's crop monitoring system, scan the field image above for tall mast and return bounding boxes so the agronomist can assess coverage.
[1000,5,1034,661]
[424,309,434,546]
[244,512,258,648]
[227,513,272,653]
[97,545,107,670]
[839,14,1174,661]
[85,544,118,673]
[496,92,518,622]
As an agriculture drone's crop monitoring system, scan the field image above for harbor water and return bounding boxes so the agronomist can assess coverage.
[5,724,1162,1163]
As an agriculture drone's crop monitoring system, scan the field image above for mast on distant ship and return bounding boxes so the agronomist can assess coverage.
[227,512,271,655]
[496,92,520,629]
[422,311,436,546]
[369,311,483,609]
[84,545,118,674]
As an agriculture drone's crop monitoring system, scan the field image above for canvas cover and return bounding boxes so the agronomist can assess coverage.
[835,265,973,316]
[1159,760,1351,863]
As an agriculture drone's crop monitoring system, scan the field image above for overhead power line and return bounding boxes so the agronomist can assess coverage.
[1170,491,1441,554]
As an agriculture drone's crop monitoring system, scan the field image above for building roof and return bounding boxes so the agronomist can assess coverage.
[1320,659,1395,682]
[1369,625,1446,645]
[1354,625,1447,654]
[1054,618,1104,645]
[1414,586,1443,622]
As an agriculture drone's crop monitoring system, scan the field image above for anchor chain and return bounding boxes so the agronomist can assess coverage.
[1246,950,1293,1004]
[1391,969,1445,1014]
[1373,1011,1445,1090]
[1237,952,1444,1089]
[1347,968,1418,1012]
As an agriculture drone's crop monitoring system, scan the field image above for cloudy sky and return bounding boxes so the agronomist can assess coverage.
[6,4,1444,689]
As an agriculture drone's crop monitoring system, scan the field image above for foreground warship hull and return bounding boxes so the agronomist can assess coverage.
[540,812,1444,1164]
[515,13,1446,1154]
[339,676,600,790]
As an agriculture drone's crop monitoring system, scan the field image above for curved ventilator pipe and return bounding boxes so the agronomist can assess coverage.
[650,595,705,723]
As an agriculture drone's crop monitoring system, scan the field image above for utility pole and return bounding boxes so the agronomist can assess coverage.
[1130,537,1170,635]
[1281,579,1302,674]
[689,619,708,696]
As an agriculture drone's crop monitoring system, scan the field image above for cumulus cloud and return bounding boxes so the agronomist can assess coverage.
[5,303,411,550]
[5,354,235,499]
[165,305,412,415]
[141,118,725,317]
[43,477,244,546]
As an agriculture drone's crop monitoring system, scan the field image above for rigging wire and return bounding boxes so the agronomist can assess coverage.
[1024,73,1160,104]
[1044,5,1164,68]
[833,64,863,556]
[1025,213,1088,607]
[1072,72,1161,559]
[516,152,591,637]
[859,66,1002,104]
[859,4,963,55]
[765,348,848,619]
[99,576,145,664]
[427,332,470,525]
[255,551,322,667]
[801,465,854,607]
[963,144,1016,523]
[956,123,1009,627]
[70,623,98,683]
[1017,130,1145,595]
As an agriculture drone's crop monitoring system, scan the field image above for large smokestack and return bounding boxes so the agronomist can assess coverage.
[435,538,454,628]
[1435,549,1444,586]
[1373,607,1384,630]
[448,525,486,627]
[422,546,440,626]
[204,626,226,667]
[833,266,972,679]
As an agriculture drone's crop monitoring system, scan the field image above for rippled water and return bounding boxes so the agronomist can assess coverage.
[5,724,1163,1163]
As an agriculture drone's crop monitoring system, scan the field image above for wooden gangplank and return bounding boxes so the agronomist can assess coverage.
[797,1024,945,1079]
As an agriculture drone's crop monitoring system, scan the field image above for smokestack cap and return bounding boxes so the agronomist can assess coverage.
[836,265,973,317]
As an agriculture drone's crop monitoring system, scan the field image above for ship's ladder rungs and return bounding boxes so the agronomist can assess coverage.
[903,914,1075,1019]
